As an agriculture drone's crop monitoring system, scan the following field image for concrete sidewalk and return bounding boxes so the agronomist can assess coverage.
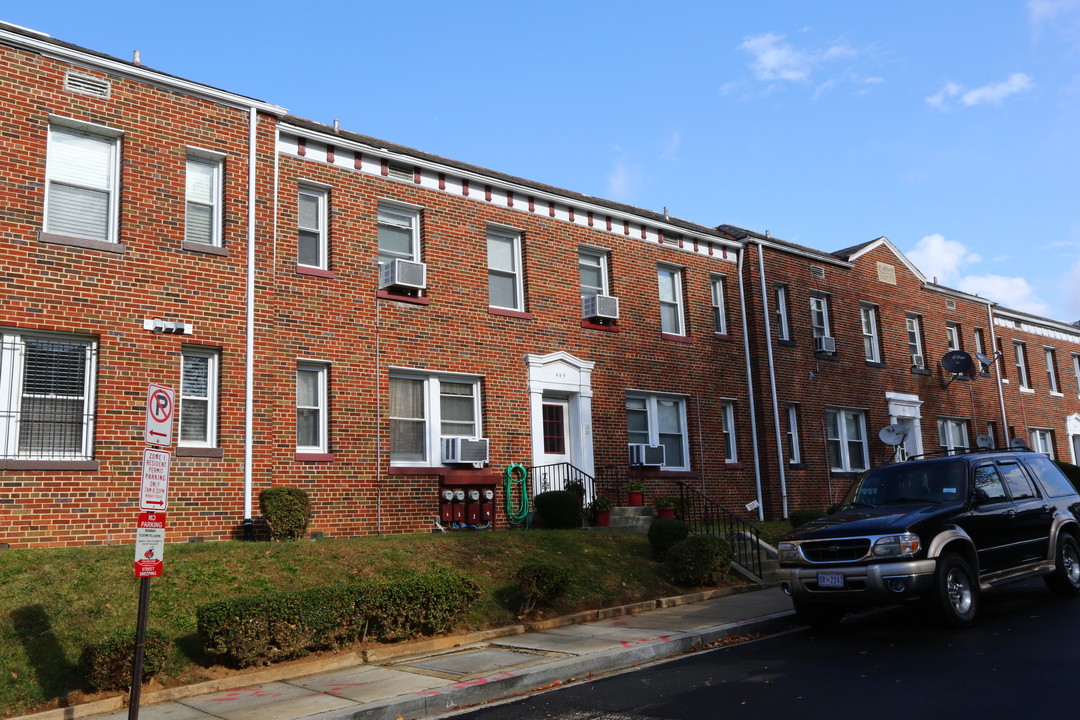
[19,585,797,720]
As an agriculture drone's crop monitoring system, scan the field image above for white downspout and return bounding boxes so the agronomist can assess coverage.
[988,303,1009,441]
[737,246,765,521]
[243,107,258,532]
[756,242,788,518]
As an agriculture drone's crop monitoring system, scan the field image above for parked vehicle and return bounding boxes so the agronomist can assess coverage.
[776,448,1080,627]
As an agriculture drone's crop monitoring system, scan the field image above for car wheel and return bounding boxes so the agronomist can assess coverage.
[1045,533,1080,596]
[927,552,978,628]
[793,600,844,629]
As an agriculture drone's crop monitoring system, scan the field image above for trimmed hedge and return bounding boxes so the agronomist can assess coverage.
[647,518,689,559]
[515,558,571,614]
[667,534,733,586]
[788,508,826,528]
[1055,460,1080,493]
[197,570,478,667]
[81,629,172,691]
[259,486,312,541]
[533,491,582,529]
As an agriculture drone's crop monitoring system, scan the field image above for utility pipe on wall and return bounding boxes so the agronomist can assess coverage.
[756,241,789,518]
[737,246,765,521]
[242,107,257,535]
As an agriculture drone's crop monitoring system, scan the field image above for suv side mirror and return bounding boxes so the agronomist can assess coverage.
[826,502,842,515]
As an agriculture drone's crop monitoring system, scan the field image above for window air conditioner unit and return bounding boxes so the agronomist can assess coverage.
[379,259,427,290]
[442,436,489,464]
[815,335,836,353]
[628,443,665,466]
[911,354,924,369]
[582,294,620,320]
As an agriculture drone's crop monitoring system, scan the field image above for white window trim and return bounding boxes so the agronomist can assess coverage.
[786,404,802,464]
[658,265,686,336]
[1045,347,1060,393]
[297,185,329,269]
[44,118,122,244]
[810,294,831,339]
[1030,428,1055,458]
[626,391,691,471]
[0,330,97,460]
[860,304,880,362]
[946,323,961,352]
[185,148,224,248]
[296,362,329,454]
[826,408,868,472]
[579,246,610,297]
[378,201,422,264]
[711,275,728,335]
[389,370,483,467]
[775,285,790,341]
[906,314,925,368]
[937,417,970,456]
[1014,341,1031,389]
[720,400,737,463]
[1073,354,1080,399]
[487,226,525,311]
[179,347,219,448]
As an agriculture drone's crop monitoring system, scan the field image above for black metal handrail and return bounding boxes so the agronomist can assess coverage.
[676,481,764,580]
[528,462,596,506]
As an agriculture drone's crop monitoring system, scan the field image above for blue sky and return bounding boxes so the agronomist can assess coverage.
[8,1,1080,321]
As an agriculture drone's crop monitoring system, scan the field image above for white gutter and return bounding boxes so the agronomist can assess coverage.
[243,107,257,528]
[756,242,788,518]
[737,246,764,521]
[988,304,1010,441]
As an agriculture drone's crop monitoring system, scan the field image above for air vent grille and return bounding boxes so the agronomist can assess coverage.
[810,265,825,279]
[65,72,111,98]
[946,298,957,310]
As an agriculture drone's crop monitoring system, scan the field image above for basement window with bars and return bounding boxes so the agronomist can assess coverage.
[0,332,97,460]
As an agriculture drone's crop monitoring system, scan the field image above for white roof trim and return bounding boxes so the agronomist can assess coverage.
[845,236,927,283]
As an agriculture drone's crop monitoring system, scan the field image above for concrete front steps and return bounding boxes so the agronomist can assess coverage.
[585,505,654,533]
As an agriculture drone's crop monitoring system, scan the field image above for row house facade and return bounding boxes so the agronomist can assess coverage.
[2,23,1078,548]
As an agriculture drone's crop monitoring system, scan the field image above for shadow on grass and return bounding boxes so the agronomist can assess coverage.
[11,604,86,703]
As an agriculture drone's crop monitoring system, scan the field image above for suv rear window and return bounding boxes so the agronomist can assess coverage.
[1021,454,1077,498]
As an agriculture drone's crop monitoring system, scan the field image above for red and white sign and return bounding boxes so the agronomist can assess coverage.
[140,448,171,511]
[145,383,175,447]
[133,512,166,578]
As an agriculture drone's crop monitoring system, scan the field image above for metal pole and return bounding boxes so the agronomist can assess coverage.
[127,577,151,720]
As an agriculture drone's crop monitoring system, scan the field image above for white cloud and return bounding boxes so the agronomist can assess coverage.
[957,274,1053,316]
[1029,0,1080,25]
[906,234,982,284]
[660,130,682,161]
[926,74,1033,109]
[606,149,640,201]
[738,32,857,84]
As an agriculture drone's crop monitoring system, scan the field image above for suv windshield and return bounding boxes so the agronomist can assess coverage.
[841,460,968,508]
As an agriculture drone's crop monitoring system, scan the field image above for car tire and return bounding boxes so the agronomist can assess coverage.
[793,600,844,629]
[926,552,978,628]
[1044,533,1080,596]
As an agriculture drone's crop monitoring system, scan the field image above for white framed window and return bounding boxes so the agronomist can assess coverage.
[45,120,122,243]
[860,304,880,362]
[1073,354,1080,397]
[711,276,728,335]
[298,186,329,269]
[906,314,925,368]
[378,202,421,265]
[185,152,223,247]
[179,347,219,448]
[0,331,97,460]
[937,418,969,456]
[296,363,329,453]
[775,285,790,341]
[657,265,686,336]
[825,408,868,472]
[579,247,610,297]
[786,404,802,464]
[389,371,482,465]
[809,294,830,338]
[626,392,689,470]
[1030,428,1055,458]
[946,323,961,352]
[1014,341,1031,389]
[720,400,737,463]
[487,227,525,311]
[1045,348,1060,393]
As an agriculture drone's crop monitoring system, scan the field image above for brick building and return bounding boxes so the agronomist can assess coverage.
[2,23,1078,548]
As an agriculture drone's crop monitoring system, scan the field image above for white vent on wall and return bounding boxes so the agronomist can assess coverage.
[815,335,836,353]
[810,265,825,280]
[628,443,665,466]
[946,298,957,310]
[65,71,111,98]
[582,294,619,320]
[442,437,489,464]
[387,162,413,181]
[379,259,427,290]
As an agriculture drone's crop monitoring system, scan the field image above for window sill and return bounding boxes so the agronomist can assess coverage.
[814,351,839,361]
[176,447,224,458]
[1050,391,1065,398]
[713,332,734,341]
[296,265,336,278]
[911,368,932,376]
[865,361,887,369]
[722,462,744,469]
[390,466,498,484]
[788,462,806,470]
[829,470,862,479]
[661,333,693,344]
[0,459,100,471]
[294,452,335,462]
[633,468,697,478]
[777,339,796,347]
[488,307,535,320]
[183,241,229,256]
[581,319,620,332]
[1019,387,1035,394]
[378,289,431,305]
[38,230,126,254]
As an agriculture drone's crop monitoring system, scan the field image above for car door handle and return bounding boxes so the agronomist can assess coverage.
[1005,509,1017,519]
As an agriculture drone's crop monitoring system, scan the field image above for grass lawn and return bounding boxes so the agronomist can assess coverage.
[0,528,743,717]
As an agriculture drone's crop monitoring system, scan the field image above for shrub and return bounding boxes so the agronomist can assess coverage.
[533,490,582,529]
[667,534,733,586]
[515,558,571,614]
[647,518,689,559]
[1055,460,1080,493]
[788,508,826,528]
[196,570,478,667]
[81,629,172,691]
[259,486,312,541]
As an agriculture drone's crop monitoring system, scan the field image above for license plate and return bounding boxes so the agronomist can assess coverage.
[817,572,845,589]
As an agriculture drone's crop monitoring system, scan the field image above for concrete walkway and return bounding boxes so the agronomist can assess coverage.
[17,586,797,720]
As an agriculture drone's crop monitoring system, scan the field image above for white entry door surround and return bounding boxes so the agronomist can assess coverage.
[527,352,596,484]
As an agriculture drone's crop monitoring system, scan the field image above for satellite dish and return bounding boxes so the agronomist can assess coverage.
[976,434,994,449]
[941,351,974,374]
[975,351,993,369]
[878,424,909,446]
[1010,437,1029,450]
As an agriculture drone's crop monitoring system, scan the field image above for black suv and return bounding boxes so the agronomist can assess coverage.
[776,449,1080,627]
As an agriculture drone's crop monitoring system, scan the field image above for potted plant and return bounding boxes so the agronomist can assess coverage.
[625,480,645,507]
[590,496,613,527]
[654,496,677,520]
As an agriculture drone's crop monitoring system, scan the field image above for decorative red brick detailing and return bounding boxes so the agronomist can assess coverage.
[438,173,446,190]
[298,137,306,156]
[326,145,334,164]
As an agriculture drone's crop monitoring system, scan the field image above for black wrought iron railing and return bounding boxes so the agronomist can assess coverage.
[528,462,596,506]
[676,481,764,580]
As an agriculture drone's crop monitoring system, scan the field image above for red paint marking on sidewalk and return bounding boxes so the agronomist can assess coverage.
[207,688,283,702]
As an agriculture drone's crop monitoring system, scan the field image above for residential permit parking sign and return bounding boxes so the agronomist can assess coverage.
[140,448,171,511]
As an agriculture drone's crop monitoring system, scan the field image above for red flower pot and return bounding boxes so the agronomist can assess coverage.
[656,507,675,520]
[627,490,643,507]
[594,509,611,527]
